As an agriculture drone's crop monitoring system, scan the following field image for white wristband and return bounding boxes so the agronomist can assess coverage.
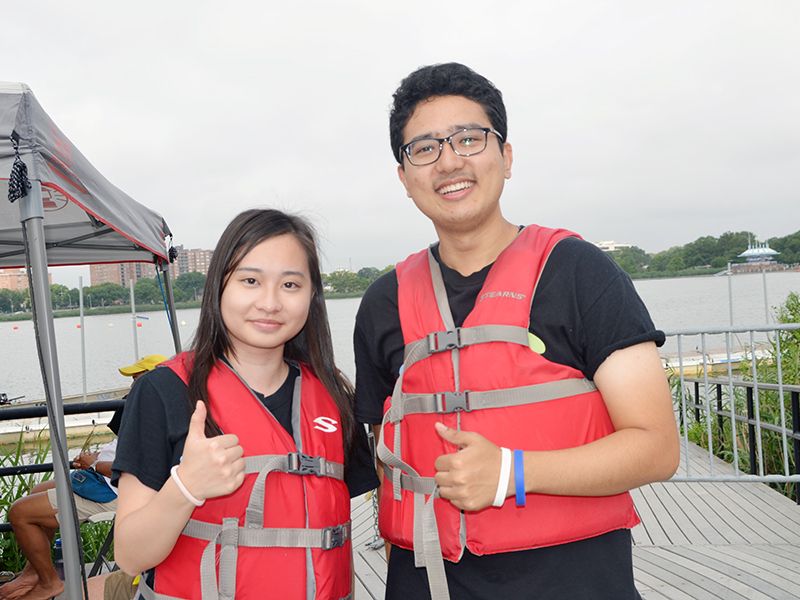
[492,447,512,507]
[170,465,205,507]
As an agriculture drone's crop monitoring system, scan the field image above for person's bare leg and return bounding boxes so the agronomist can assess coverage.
[4,493,64,600]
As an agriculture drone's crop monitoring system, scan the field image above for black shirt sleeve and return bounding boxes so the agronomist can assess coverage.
[111,366,192,492]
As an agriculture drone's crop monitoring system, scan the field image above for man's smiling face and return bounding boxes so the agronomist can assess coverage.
[397,95,513,235]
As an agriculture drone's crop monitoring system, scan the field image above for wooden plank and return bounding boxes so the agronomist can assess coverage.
[660,545,798,600]
[633,549,733,600]
[661,480,748,545]
[354,550,387,600]
[641,482,695,545]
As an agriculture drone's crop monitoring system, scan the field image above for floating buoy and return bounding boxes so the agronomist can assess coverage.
[180,321,186,326]
[13,326,18,330]
[137,322,142,327]
[108,323,114,328]
[77,324,81,328]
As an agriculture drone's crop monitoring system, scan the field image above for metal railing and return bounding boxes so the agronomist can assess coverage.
[0,399,123,532]
[663,324,800,503]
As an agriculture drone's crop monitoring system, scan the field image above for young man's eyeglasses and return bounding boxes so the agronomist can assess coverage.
[399,127,503,166]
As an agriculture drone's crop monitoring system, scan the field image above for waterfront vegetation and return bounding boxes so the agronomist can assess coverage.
[0,431,113,573]
[671,292,800,501]
[609,229,800,277]
[1,229,798,318]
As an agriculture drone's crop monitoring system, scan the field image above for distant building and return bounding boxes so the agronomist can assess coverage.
[89,246,214,287]
[594,240,632,252]
[0,268,51,291]
[90,262,159,287]
[732,242,787,273]
[172,246,213,278]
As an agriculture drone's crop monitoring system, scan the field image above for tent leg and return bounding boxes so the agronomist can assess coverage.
[160,260,182,355]
[19,181,84,600]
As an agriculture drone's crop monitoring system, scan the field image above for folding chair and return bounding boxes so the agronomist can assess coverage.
[86,511,117,577]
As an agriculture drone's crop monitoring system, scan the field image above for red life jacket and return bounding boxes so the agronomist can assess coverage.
[143,353,352,600]
[378,225,639,567]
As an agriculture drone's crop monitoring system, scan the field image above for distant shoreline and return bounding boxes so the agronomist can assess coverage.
[0,292,364,322]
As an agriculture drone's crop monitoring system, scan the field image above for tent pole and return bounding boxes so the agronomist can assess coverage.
[160,260,182,354]
[19,181,84,600]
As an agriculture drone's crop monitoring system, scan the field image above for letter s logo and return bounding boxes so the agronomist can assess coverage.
[313,416,339,433]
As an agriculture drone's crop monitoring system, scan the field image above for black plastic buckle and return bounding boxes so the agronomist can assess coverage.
[287,453,323,477]
[322,524,346,550]
[434,391,471,413]
[427,329,462,353]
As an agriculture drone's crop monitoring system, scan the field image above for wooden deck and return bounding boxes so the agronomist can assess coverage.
[351,441,800,599]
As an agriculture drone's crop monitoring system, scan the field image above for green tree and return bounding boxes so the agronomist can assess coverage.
[134,278,161,305]
[325,270,365,293]
[87,283,127,307]
[666,254,685,272]
[175,271,207,301]
[609,246,649,275]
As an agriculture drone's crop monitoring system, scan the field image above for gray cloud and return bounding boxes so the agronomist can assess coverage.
[4,0,798,287]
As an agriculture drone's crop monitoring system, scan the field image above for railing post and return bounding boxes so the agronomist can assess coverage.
[792,390,800,505]
[694,381,701,422]
[716,383,725,460]
[746,387,757,475]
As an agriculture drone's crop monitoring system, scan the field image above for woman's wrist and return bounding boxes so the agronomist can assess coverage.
[171,465,205,507]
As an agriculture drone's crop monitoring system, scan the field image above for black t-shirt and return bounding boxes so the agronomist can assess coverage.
[112,361,378,499]
[353,234,662,599]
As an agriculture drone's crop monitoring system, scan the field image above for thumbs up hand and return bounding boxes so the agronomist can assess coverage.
[175,402,246,502]
[433,422,507,512]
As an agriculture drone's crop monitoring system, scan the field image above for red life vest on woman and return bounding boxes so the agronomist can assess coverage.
[144,353,352,600]
[378,225,639,566]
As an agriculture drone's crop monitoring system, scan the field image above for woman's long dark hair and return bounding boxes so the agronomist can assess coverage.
[187,209,356,459]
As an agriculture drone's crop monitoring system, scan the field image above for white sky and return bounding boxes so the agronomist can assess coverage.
[3,1,799,288]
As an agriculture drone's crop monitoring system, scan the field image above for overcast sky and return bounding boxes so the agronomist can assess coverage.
[4,1,799,288]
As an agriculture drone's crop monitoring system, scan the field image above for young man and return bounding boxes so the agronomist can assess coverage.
[353,63,680,600]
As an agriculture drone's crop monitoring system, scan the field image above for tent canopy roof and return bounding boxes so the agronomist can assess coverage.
[0,82,172,269]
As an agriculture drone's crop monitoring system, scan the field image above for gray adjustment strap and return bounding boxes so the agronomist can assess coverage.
[243,453,344,479]
[404,324,532,367]
[183,518,351,550]
[243,453,344,528]
[218,518,239,600]
[386,378,597,422]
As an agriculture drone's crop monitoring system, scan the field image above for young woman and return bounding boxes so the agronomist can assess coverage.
[112,209,378,600]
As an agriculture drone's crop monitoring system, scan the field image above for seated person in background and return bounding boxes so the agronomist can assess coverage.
[0,355,167,600]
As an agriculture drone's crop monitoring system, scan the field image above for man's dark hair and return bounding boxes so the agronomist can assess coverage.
[389,62,508,165]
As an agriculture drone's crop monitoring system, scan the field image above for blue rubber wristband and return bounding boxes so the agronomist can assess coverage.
[514,449,525,506]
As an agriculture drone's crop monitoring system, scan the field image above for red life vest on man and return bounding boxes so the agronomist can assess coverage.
[144,353,352,600]
[378,225,640,565]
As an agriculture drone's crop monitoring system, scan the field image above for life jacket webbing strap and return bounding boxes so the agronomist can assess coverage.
[182,518,351,549]
[243,453,345,479]
[403,324,531,366]
[243,454,344,529]
[138,577,355,600]
[386,378,597,422]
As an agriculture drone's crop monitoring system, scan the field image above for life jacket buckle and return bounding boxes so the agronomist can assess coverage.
[427,329,463,353]
[434,391,471,413]
[322,524,346,550]
[287,452,323,477]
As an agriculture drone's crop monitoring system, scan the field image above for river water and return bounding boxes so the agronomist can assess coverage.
[2,270,799,402]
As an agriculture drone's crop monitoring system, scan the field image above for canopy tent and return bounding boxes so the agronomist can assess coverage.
[0,82,172,267]
[1,82,180,599]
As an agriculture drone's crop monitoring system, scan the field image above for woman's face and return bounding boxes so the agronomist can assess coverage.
[220,234,314,360]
